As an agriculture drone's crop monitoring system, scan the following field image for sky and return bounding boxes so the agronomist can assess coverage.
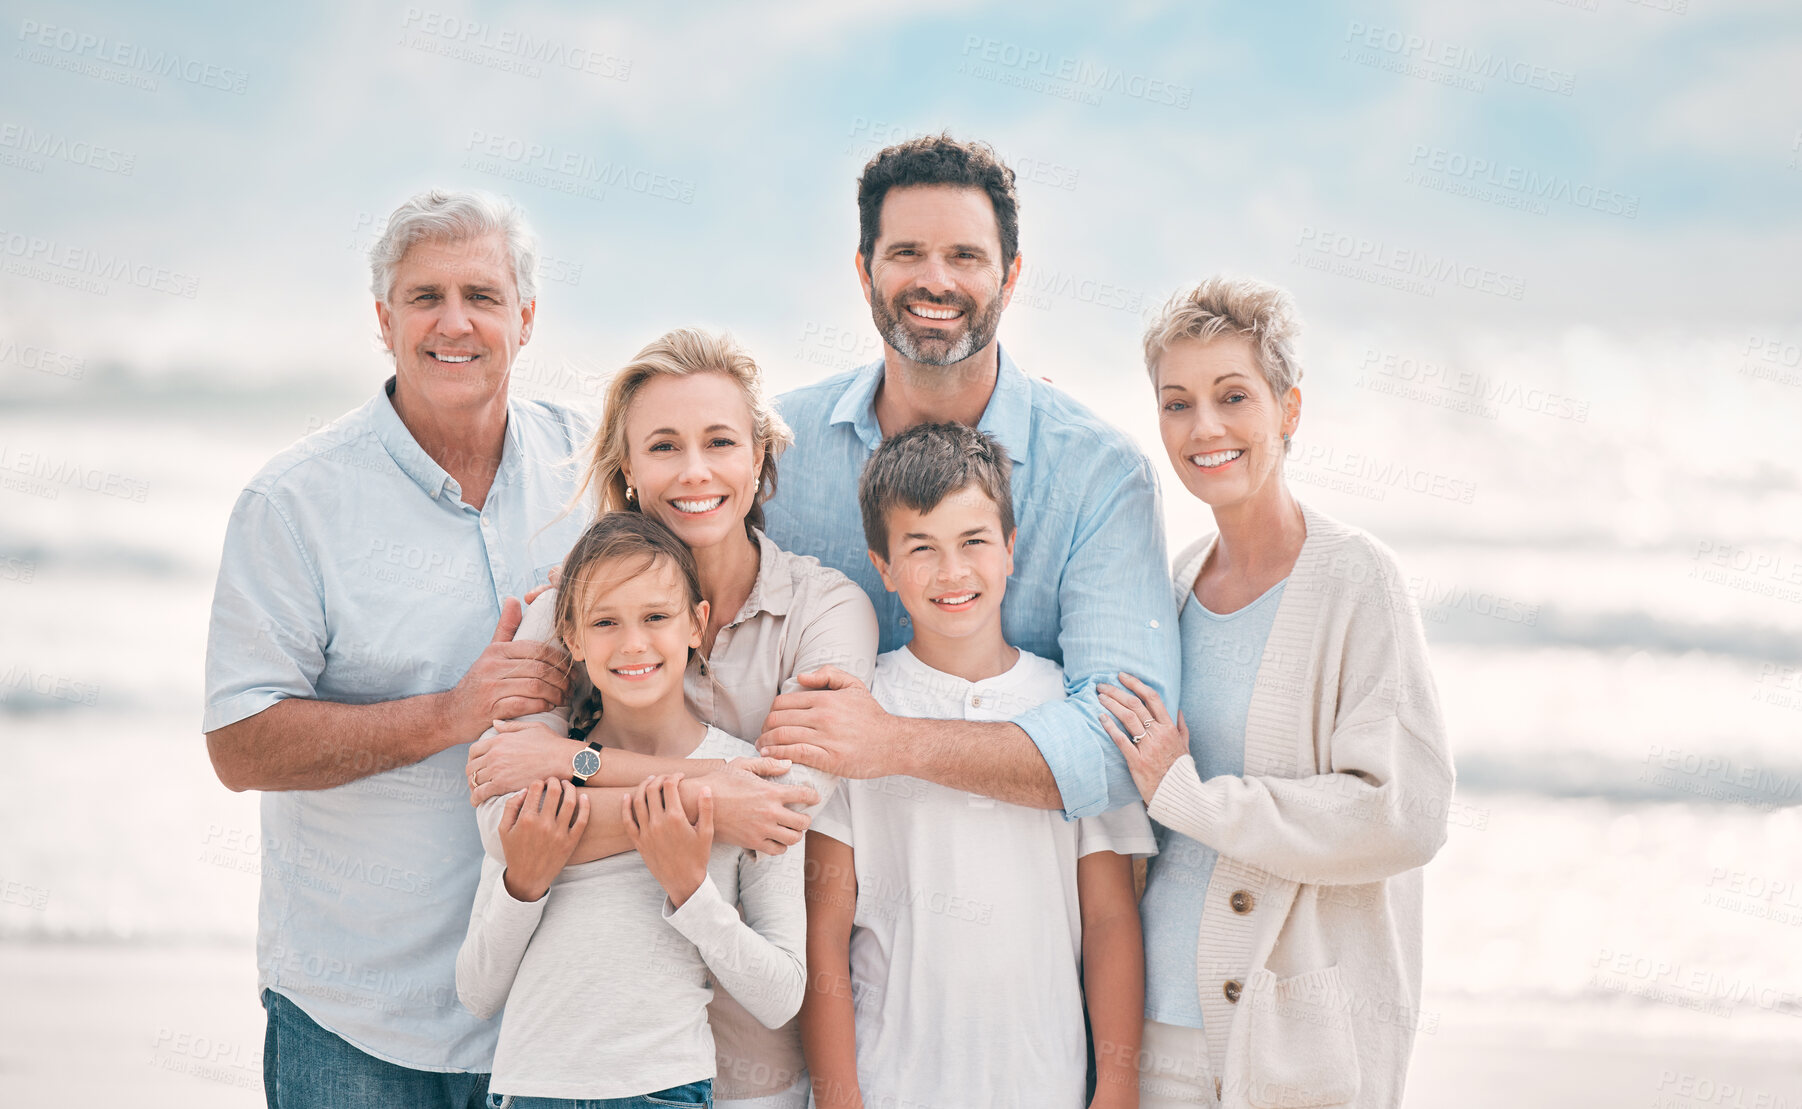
[2,0,1800,558]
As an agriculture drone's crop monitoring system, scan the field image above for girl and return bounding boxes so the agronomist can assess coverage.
[456,512,806,1108]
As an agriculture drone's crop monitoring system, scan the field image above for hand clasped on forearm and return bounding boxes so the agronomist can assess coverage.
[468,719,582,804]
[757,666,903,780]
[1097,671,1189,803]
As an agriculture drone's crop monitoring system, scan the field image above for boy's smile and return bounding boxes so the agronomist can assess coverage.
[869,482,1017,678]
[928,590,980,613]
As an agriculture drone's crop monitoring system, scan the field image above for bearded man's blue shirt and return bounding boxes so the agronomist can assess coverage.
[765,347,1181,819]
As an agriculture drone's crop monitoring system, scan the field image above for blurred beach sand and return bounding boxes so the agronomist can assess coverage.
[4,941,1796,1108]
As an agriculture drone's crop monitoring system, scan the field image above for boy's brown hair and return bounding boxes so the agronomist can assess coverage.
[858,422,1014,558]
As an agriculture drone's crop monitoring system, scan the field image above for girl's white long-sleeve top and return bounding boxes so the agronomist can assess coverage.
[454,725,806,1102]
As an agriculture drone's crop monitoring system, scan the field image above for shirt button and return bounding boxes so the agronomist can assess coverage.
[899,615,910,626]
[1229,890,1254,914]
[1149,619,1160,629]
[1223,979,1242,1004]
[970,695,982,707]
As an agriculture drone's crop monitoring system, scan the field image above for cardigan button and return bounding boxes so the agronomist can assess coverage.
[1224,979,1242,1004]
[1230,889,1254,914]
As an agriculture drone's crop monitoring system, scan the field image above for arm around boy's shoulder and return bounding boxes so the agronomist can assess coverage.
[1010,453,1183,819]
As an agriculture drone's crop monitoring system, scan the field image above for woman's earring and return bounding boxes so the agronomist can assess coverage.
[625,485,636,503]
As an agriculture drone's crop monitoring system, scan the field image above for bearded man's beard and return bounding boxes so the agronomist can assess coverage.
[871,286,1004,366]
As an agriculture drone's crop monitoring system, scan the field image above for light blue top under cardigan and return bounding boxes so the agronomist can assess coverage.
[1141,578,1287,1027]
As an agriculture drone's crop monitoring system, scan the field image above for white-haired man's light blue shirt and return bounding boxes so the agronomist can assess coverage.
[765,347,1181,819]
[203,377,592,1071]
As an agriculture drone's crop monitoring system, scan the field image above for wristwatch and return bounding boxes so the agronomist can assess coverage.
[570,741,604,787]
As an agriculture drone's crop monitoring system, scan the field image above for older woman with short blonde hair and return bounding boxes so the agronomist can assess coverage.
[1099,276,1454,1108]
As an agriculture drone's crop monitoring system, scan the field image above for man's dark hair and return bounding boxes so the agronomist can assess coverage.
[857,134,1020,276]
[859,422,1015,558]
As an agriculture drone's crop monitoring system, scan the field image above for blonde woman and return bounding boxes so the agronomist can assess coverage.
[1098,278,1453,1109]
[467,328,879,1109]
[457,512,806,1109]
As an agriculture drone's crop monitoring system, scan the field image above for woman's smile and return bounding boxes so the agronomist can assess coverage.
[669,495,728,516]
[1188,448,1245,472]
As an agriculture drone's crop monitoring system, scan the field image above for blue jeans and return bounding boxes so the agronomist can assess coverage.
[262,989,490,1109]
[485,1079,713,1108]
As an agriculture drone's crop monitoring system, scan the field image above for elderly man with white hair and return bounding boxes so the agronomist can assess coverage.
[203,189,816,1108]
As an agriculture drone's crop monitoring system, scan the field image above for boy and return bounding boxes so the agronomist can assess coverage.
[799,422,1155,1109]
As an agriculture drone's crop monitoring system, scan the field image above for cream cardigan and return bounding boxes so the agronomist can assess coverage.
[1148,503,1455,1109]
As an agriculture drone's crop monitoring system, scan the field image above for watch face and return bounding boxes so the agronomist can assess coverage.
[573,748,601,778]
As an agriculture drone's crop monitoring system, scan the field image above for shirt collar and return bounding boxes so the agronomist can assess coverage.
[372,376,524,501]
[977,345,1031,464]
[726,528,795,627]
[828,344,1032,463]
[828,359,887,452]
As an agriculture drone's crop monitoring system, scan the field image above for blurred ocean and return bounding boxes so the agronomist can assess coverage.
[2,357,1799,1054]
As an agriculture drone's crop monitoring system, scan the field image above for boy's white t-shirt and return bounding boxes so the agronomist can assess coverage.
[810,646,1157,1109]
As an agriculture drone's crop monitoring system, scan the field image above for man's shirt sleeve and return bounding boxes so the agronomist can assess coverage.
[202,487,329,732]
[1014,454,1182,820]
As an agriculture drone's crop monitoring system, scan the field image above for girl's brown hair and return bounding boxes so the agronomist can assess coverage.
[553,511,705,737]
